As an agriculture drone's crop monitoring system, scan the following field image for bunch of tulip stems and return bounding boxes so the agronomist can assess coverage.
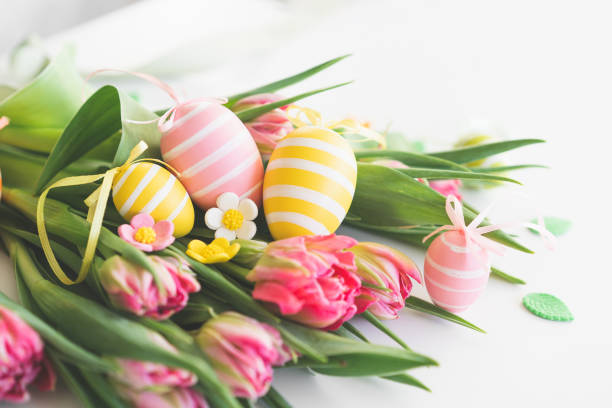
[0,50,545,407]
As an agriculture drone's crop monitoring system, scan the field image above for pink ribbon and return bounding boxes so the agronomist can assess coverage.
[423,195,555,255]
[85,69,227,132]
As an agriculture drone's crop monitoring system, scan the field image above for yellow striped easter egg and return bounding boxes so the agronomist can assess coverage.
[263,126,357,240]
[112,162,194,237]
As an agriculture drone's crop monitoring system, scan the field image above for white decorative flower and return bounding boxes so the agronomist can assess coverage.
[204,192,258,240]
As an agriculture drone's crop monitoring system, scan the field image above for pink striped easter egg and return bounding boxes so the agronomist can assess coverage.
[424,230,491,313]
[160,102,264,210]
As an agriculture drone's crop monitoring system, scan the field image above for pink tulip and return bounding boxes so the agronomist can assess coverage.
[231,93,293,158]
[118,386,208,408]
[118,213,175,252]
[429,179,462,200]
[99,255,200,320]
[195,312,291,399]
[349,243,422,319]
[246,234,361,330]
[0,306,56,403]
[111,359,197,390]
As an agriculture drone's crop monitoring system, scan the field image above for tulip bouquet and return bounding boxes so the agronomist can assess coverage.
[0,47,549,407]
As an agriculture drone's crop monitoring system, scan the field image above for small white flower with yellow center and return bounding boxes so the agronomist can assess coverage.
[204,192,258,240]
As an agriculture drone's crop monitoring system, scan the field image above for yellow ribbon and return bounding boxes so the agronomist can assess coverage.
[286,105,386,149]
[36,141,148,285]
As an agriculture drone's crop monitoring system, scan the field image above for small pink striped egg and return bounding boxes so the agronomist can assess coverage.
[160,102,264,210]
[424,230,490,313]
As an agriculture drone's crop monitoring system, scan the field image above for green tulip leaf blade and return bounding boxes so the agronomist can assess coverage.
[382,372,431,392]
[429,139,545,164]
[490,267,526,285]
[226,54,351,106]
[404,296,486,333]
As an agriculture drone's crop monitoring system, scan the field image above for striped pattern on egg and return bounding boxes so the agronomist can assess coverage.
[160,102,264,210]
[112,162,194,237]
[424,230,491,313]
[263,126,357,240]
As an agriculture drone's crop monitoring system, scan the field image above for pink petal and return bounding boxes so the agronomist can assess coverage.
[151,235,175,251]
[252,282,304,315]
[153,220,174,238]
[118,224,135,241]
[130,213,155,229]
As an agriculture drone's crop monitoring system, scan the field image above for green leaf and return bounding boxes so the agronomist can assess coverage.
[529,216,572,237]
[79,369,128,408]
[382,373,431,392]
[262,387,293,408]
[404,296,485,333]
[35,86,121,193]
[490,267,526,285]
[226,54,351,106]
[429,139,545,164]
[236,82,352,122]
[341,322,370,343]
[473,164,548,173]
[0,47,85,153]
[397,167,521,184]
[362,310,410,350]
[47,351,102,408]
[355,150,468,171]
[522,293,574,322]
[351,163,532,253]
[281,321,437,376]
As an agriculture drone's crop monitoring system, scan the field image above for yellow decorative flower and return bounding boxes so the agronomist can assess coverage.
[186,238,240,264]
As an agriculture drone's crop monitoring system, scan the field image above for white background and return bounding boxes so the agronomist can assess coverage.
[1,1,611,407]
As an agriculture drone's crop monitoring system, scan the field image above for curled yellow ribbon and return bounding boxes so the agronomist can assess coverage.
[286,105,386,149]
[36,141,148,285]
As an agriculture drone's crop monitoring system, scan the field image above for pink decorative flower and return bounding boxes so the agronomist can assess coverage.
[231,93,293,158]
[246,234,361,330]
[195,312,291,399]
[99,255,200,320]
[119,213,175,252]
[349,242,422,319]
[118,386,208,408]
[0,306,56,403]
[429,179,462,200]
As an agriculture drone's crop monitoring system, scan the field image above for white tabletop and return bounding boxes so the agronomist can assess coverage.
[1,0,610,407]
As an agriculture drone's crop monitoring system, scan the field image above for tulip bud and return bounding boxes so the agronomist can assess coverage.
[349,242,422,320]
[231,93,293,158]
[0,306,56,403]
[110,358,197,390]
[117,386,209,408]
[247,234,361,330]
[99,255,200,320]
[230,239,268,268]
[195,312,291,399]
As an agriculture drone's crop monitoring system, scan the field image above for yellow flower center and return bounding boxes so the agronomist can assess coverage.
[134,227,157,244]
[222,209,244,231]
[200,244,224,259]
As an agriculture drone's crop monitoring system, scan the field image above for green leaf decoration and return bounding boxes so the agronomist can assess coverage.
[382,373,431,392]
[490,267,526,285]
[0,47,85,153]
[529,216,572,237]
[350,163,532,253]
[281,321,437,377]
[396,168,521,184]
[404,296,486,333]
[522,293,574,322]
[226,54,351,106]
[429,139,545,164]
[235,81,352,122]
[355,150,469,170]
